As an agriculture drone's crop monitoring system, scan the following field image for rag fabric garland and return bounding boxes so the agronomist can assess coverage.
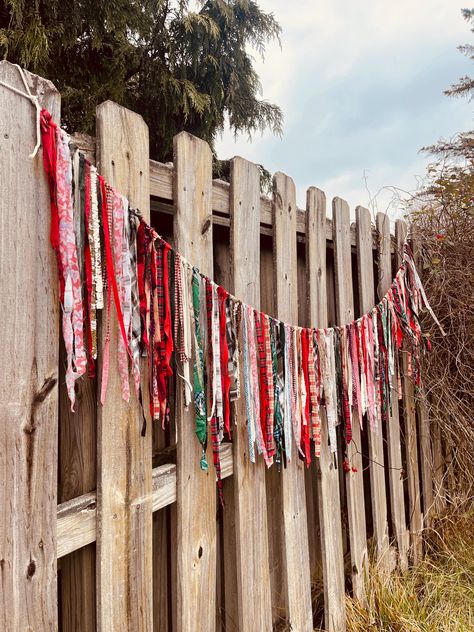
[40,109,443,500]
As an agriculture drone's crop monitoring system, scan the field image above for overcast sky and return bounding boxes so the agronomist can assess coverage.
[215,0,473,216]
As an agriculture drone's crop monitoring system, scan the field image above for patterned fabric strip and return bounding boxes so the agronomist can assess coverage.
[111,188,130,402]
[56,128,87,409]
[206,278,223,503]
[81,158,95,375]
[263,314,275,460]
[300,329,311,464]
[192,269,208,470]
[128,214,141,396]
[270,320,283,468]
[307,330,320,457]
[218,287,231,438]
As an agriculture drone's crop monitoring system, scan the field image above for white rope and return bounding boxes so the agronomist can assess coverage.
[0,64,42,158]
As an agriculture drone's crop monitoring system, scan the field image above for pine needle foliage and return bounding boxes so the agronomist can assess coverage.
[0,0,283,160]
[445,9,474,100]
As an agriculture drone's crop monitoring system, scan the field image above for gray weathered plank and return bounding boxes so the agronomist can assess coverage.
[417,395,434,528]
[173,131,217,632]
[377,213,409,571]
[431,420,446,515]
[96,101,153,631]
[227,156,272,631]
[306,187,346,631]
[395,219,423,564]
[0,61,60,631]
[356,207,392,572]
[271,172,313,631]
[332,197,368,602]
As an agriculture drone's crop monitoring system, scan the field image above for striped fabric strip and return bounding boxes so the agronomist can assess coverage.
[307,330,320,457]
[263,314,275,460]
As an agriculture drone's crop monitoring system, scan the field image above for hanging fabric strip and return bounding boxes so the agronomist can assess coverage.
[218,286,231,439]
[263,314,275,461]
[206,278,223,503]
[192,269,208,470]
[128,213,142,397]
[300,329,311,465]
[56,128,87,409]
[271,320,283,468]
[112,190,130,402]
[242,307,256,463]
[307,331,321,457]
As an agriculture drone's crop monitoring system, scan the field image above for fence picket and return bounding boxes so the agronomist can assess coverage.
[0,61,60,631]
[306,187,346,630]
[395,219,423,564]
[333,197,368,602]
[271,172,313,631]
[226,156,273,631]
[377,213,409,571]
[96,101,153,631]
[173,131,217,632]
[432,420,446,514]
[356,207,392,571]
[418,398,434,527]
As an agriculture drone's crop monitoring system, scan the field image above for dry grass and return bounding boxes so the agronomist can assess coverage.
[408,162,474,499]
[345,509,474,632]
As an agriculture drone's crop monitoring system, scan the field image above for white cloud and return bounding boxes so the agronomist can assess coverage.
[215,0,473,216]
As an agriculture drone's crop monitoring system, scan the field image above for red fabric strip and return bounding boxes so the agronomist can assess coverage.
[301,329,311,465]
[40,109,64,300]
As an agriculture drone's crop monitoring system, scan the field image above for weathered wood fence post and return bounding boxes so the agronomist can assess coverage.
[356,207,392,571]
[227,156,272,631]
[395,219,423,564]
[333,197,368,602]
[271,172,313,630]
[306,187,346,630]
[0,61,60,631]
[96,101,153,631]
[173,132,217,632]
[377,213,410,571]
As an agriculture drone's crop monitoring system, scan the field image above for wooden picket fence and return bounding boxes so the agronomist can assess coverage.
[0,61,449,632]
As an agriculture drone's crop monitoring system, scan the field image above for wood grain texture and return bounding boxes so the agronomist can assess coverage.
[356,207,392,572]
[57,444,234,560]
[306,187,346,631]
[0,61,60,631]
[227,157,272,631]
[377,213,409,572]
[271,172,313,631]
[149,159,385,248]
[395,219,423,565]
[431,420,446,515]
[96,101,153,632]
[173,131,217,632]
[417,397,434,527]
[58,231,97,629]
[332,197,368,602]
